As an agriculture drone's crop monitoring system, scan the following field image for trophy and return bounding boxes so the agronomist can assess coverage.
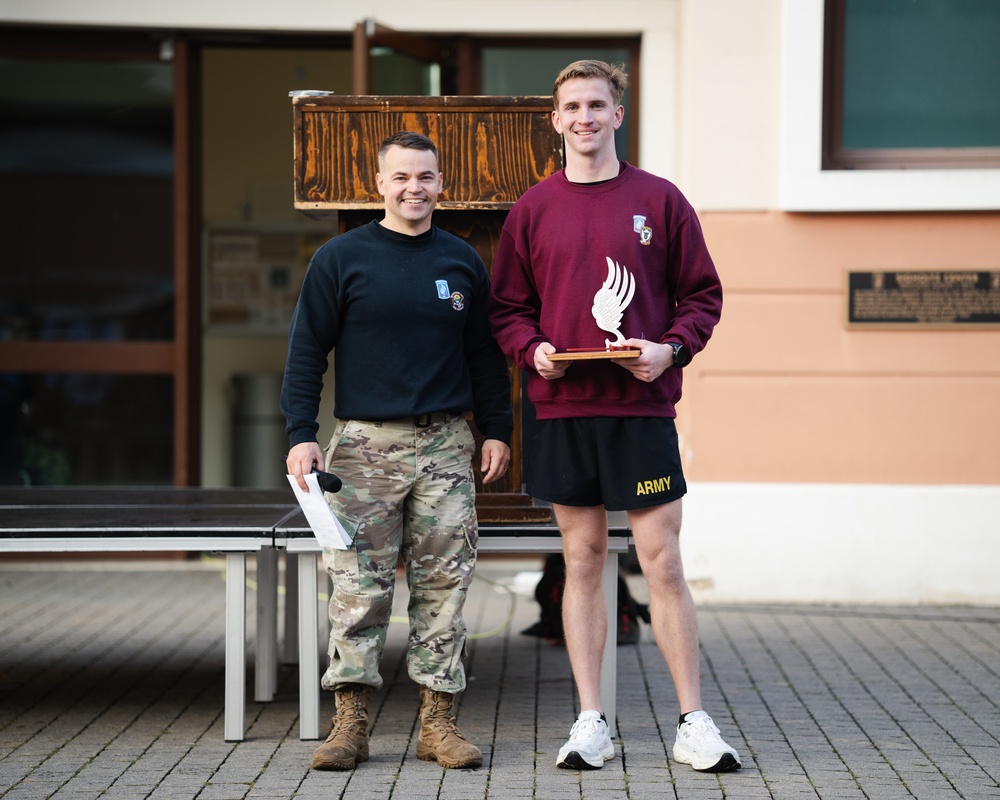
[549,257,640,361]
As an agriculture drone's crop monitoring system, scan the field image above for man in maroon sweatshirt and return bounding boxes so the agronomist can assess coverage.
[488,59,740,775]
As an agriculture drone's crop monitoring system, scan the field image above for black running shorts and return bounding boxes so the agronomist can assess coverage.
[525,417,687,511]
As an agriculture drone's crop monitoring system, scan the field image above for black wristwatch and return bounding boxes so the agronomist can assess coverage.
[668,342,690,368]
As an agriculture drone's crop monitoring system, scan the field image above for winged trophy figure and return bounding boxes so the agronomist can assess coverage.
[591,256,636,347]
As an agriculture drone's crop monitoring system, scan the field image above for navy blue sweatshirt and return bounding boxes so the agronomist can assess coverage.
[281,220,513,448]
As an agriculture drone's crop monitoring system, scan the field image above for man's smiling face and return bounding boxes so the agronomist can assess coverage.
[551,76,624,161]
[376,145,443,235]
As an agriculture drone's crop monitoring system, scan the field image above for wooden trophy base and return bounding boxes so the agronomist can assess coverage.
[548,347,640,361]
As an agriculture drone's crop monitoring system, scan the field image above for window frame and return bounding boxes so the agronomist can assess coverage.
[780,0,1000,211]
[822,0,1000,171]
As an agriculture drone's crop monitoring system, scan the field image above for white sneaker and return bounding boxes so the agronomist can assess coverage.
[673,710,741,772]
[556,710,615,770]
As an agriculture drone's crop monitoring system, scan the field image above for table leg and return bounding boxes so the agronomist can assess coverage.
[600,552,618,738]
[225,552,247,742]
[255,547,278,702]
[298,552,321,740]
[283,551,299,664]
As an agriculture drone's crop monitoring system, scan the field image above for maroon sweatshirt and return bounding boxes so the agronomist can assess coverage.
[488,162,723,420]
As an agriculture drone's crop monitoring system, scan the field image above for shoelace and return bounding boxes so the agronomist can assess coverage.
[330,693,367,733]
[569,717,604,741]
[425,717,462,738]
[681,715,721,738]
[423,698,462,737]
[329,715,364,735]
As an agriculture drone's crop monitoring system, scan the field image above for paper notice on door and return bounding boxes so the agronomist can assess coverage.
[286,473,352,550]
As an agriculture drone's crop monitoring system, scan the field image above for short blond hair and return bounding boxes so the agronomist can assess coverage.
[552,59,630,107]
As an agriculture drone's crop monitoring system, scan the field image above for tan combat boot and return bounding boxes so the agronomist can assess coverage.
[416,686,483,769]
[310,684,371,770]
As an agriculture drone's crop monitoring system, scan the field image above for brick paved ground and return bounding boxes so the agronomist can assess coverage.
[1,557,998,799]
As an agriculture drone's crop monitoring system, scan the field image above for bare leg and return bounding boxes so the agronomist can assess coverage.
[629,499,702,713]
[552,503,609,713]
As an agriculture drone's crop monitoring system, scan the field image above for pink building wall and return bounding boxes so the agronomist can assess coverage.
[682,211,1000,486]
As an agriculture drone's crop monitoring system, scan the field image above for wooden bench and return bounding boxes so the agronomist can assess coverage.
[274,510,633,740]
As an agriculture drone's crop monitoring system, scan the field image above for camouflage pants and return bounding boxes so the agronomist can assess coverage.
[320,415,478,693]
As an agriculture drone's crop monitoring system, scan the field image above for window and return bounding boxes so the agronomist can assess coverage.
[780,0,1000,211]
[823,0,1000,170]
[0,31,184,486]
[0,56,175,342]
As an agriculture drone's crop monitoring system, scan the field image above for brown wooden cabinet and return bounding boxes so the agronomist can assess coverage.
[291,94,563,521]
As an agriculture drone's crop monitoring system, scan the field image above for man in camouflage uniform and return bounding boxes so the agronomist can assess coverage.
[281,131,513,771]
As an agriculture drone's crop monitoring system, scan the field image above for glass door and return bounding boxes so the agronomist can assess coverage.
[0,31,193,486]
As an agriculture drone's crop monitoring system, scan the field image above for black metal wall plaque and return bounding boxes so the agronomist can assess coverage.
[847,270,1000,327]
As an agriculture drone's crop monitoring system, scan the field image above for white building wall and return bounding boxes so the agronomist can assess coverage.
[683,484,1000,606]
[677,0,783,210]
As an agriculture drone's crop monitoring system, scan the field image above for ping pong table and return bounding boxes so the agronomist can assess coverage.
[0,487,297,742]
[275,508,632,740]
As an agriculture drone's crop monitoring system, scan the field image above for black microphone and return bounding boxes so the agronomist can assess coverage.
[313,470,343,493]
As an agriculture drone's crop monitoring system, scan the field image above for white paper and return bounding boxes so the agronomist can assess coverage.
[286,473,353,550]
